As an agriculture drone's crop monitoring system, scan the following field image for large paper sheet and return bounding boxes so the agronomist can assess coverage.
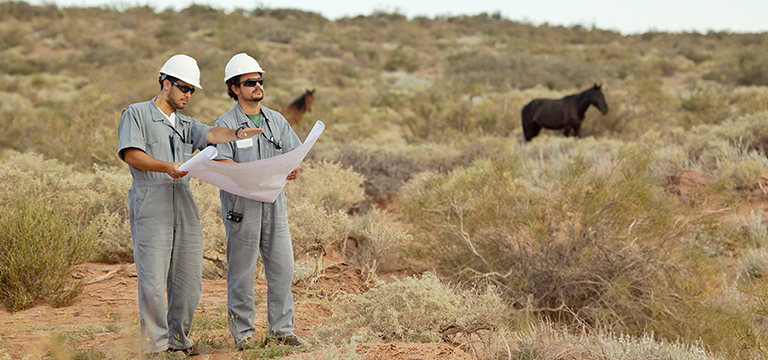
[180,121,324,203]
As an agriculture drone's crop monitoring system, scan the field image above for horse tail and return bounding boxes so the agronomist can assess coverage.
[521,101,540,142]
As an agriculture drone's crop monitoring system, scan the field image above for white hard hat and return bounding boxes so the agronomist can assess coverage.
[159,54,203,89]
[224,53,265,82]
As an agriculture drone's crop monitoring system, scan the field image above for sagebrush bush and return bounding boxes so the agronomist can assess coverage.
[739,249,768,279]
[515,322,725,360]
[288,201,351,280]
[745,210,768,248]
[0,152,133,264]
[317,272,507,344]
[0,196,95,312]
[285,159,366,213]
[355,217,411,283]
[347,208,409,277]
[400,140,734,347]
[720,158,766,190]
[679,80,733,127]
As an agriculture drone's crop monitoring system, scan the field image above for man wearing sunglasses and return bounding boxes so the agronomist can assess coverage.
[117,54,263,358]
[212,53,303,351]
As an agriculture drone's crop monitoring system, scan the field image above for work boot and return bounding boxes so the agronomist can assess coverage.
[236,337,260,351]
[264,335,302,346]
[167,345,214,357]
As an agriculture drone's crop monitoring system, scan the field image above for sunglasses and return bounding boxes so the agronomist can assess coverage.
[169,79,195,94]
[238,77,264,87]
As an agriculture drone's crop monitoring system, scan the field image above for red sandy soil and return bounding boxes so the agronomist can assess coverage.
[0,259,477,360]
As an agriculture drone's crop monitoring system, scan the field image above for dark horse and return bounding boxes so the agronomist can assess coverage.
[282,89,315,127]
[521,84,609,141]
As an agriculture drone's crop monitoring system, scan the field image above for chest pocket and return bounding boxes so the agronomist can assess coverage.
[145,141,172,162]
[180,143,194,162]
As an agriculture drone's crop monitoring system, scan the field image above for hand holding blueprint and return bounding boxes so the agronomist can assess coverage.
[179,121,325,203]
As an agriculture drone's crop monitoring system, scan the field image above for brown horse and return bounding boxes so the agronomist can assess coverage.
[521,84,609,141]
[282,89,315,127]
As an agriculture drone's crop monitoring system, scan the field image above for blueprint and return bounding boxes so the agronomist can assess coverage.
[179,121,324,203]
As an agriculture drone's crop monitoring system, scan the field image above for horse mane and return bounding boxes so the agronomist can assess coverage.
[282,89,315,127]
[292,95,308,110]
[564,84,598,101]
[569,84,602,112]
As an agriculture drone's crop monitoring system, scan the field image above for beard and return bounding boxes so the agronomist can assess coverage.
[166,92,188,110]
[171,97,187,110]
[243,89,264,103]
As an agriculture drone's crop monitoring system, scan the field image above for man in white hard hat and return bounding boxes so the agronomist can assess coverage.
[212,53,303,350]
[117,54,263,357]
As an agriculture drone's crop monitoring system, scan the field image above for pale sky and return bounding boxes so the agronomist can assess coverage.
[26,0,768,35]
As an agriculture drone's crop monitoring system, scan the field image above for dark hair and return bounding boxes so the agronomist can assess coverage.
[158,74,179,92]
[226,75,241,101]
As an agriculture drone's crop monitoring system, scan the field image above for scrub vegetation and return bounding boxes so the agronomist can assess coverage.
[2,1,768,359]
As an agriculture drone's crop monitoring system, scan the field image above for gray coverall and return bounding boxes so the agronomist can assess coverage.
[117,99,212,353]
[212,104,301,344]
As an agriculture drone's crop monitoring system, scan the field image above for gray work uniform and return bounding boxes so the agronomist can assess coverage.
[212,104,301,344]
[117,98,212,353]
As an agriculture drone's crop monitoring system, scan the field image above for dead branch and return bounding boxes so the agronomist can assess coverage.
[84,263,135,285]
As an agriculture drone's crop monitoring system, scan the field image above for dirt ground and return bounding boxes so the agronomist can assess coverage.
[2,169,767,360]
[0,256,475,360]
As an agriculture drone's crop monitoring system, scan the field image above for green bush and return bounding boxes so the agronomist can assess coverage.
[0,197,95,312]
[0,152,133,264]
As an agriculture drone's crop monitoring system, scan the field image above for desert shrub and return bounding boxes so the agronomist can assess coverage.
[383,47,421,72]
[346,208,411,283]
[400,141,730,345]
[0,1,61,21]
[318,272,507,344]
[0,152,132,264]
[288,201,351,281]
[331,144,422,203]
[694,138,768,191]
[736,278,768,358]
[704,47,768,87]
[0,75,120,170]
[720,158,766,191]
[325,138,511,206]
[284,159,366,213]
[678,44,713,65]
[736,48,768,86]
[713,112,768,156]
[744,210,768,248]
[445,49,611,91]
[515,322,725,360]
[739,249,768,279]
[679,113,768,174]
[89,165,133,263]
[679,80,732,127]
[0,196,95,312]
